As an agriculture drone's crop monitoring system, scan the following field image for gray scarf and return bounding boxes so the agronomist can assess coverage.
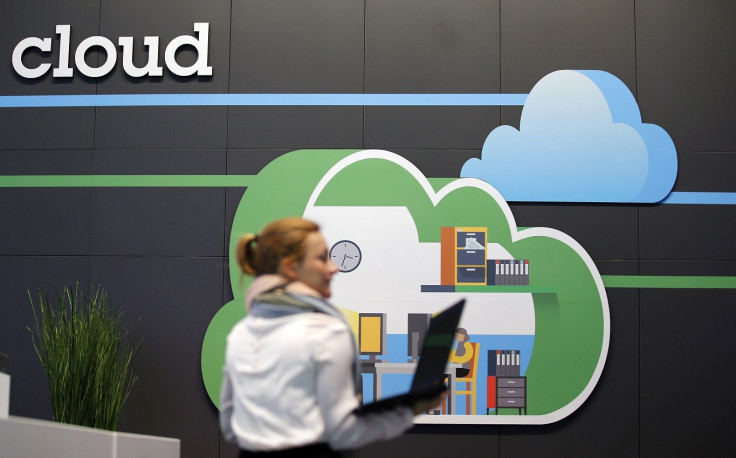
[250,288,363,397]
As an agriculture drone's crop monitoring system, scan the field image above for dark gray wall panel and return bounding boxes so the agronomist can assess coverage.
[0,188,92,255]
[672,152,736,192]
[0,150,93,253]
[91,149,227,253]
[90,188,226,256]
[227,149,290,175]
[596,259,640,276]
[636,0,736,153]
[500,0,636,92]
[390,149,481,178]
[0,108,95,150]
[0,256,90,421]
[639,204,736,261]
[220,435,240,457]
[499,106,522,132]
[365,0,499,93]
[0,0,99,95]
[95,106,228,149]
[361,430,499,458]
[0,149,92,174]
[94,148,226,174]
[228,107,363,149]
[640,282,736,457]
[509,204,640,262]
[641,259,736,277]
[97,0,231,93]
[230,0,364,92]
[365,106,499,150]
[90,256,223,458]
[364,0,500,150]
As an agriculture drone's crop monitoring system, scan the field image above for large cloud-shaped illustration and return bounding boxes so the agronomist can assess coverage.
[202,149,610,425]
[461,70,677,203]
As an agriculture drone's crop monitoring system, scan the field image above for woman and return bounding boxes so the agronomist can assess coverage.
[220,217,439,457]
[450,328,474,378]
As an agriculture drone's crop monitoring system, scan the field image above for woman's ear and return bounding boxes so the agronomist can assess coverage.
[279,256,299,281]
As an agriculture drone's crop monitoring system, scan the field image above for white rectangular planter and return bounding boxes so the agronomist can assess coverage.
[0,373,8,419]
[0,416,180,457]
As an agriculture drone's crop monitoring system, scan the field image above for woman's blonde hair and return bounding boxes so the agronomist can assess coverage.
[236,217,320,276]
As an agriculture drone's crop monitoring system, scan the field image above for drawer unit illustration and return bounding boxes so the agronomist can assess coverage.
[441,226,488,285]
[495,376,527,415]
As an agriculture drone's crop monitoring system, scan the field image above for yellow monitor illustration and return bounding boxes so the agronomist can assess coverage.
[358,313,386,361]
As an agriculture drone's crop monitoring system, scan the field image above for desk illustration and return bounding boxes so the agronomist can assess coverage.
[360,360,462,415]
[349,227,537,417]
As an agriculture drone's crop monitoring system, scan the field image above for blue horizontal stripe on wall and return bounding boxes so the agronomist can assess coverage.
[0,93,528,107]
[661,192,736,205]
[0,177,734,206]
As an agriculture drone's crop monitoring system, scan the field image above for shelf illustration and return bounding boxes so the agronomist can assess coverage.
[420,285,553,293]
[431,226,534,292]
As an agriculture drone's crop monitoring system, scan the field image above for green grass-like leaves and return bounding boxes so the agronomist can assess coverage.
[28,284,140,431]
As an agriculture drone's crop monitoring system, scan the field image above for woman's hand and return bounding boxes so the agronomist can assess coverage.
[411,391,446,415]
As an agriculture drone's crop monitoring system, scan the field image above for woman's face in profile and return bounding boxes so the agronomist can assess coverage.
[293,232,339,298]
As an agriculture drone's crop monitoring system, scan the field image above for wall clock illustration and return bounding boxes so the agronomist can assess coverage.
[330,240,362,272]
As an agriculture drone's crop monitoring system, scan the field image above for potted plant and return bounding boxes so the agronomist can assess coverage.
[28,284,140,431]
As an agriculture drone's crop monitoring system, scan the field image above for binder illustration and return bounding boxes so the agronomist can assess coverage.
[487,350,497,376]
[492,349,522,376]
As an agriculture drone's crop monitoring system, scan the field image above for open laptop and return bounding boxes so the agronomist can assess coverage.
[354,299,465,415]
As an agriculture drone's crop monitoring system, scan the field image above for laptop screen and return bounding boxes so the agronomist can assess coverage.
[410,299,465,391]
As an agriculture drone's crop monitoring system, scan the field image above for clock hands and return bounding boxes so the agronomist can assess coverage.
[341,254,355,268]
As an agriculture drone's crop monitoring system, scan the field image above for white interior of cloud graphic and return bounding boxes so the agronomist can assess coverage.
[306,205,535,336]
[299,150,609,424]
[304,151,534,336]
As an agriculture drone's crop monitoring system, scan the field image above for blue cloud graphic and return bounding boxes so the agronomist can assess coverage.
[461,70,677,203]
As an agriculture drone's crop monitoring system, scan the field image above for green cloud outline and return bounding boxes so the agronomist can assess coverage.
[201,149,610,425]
